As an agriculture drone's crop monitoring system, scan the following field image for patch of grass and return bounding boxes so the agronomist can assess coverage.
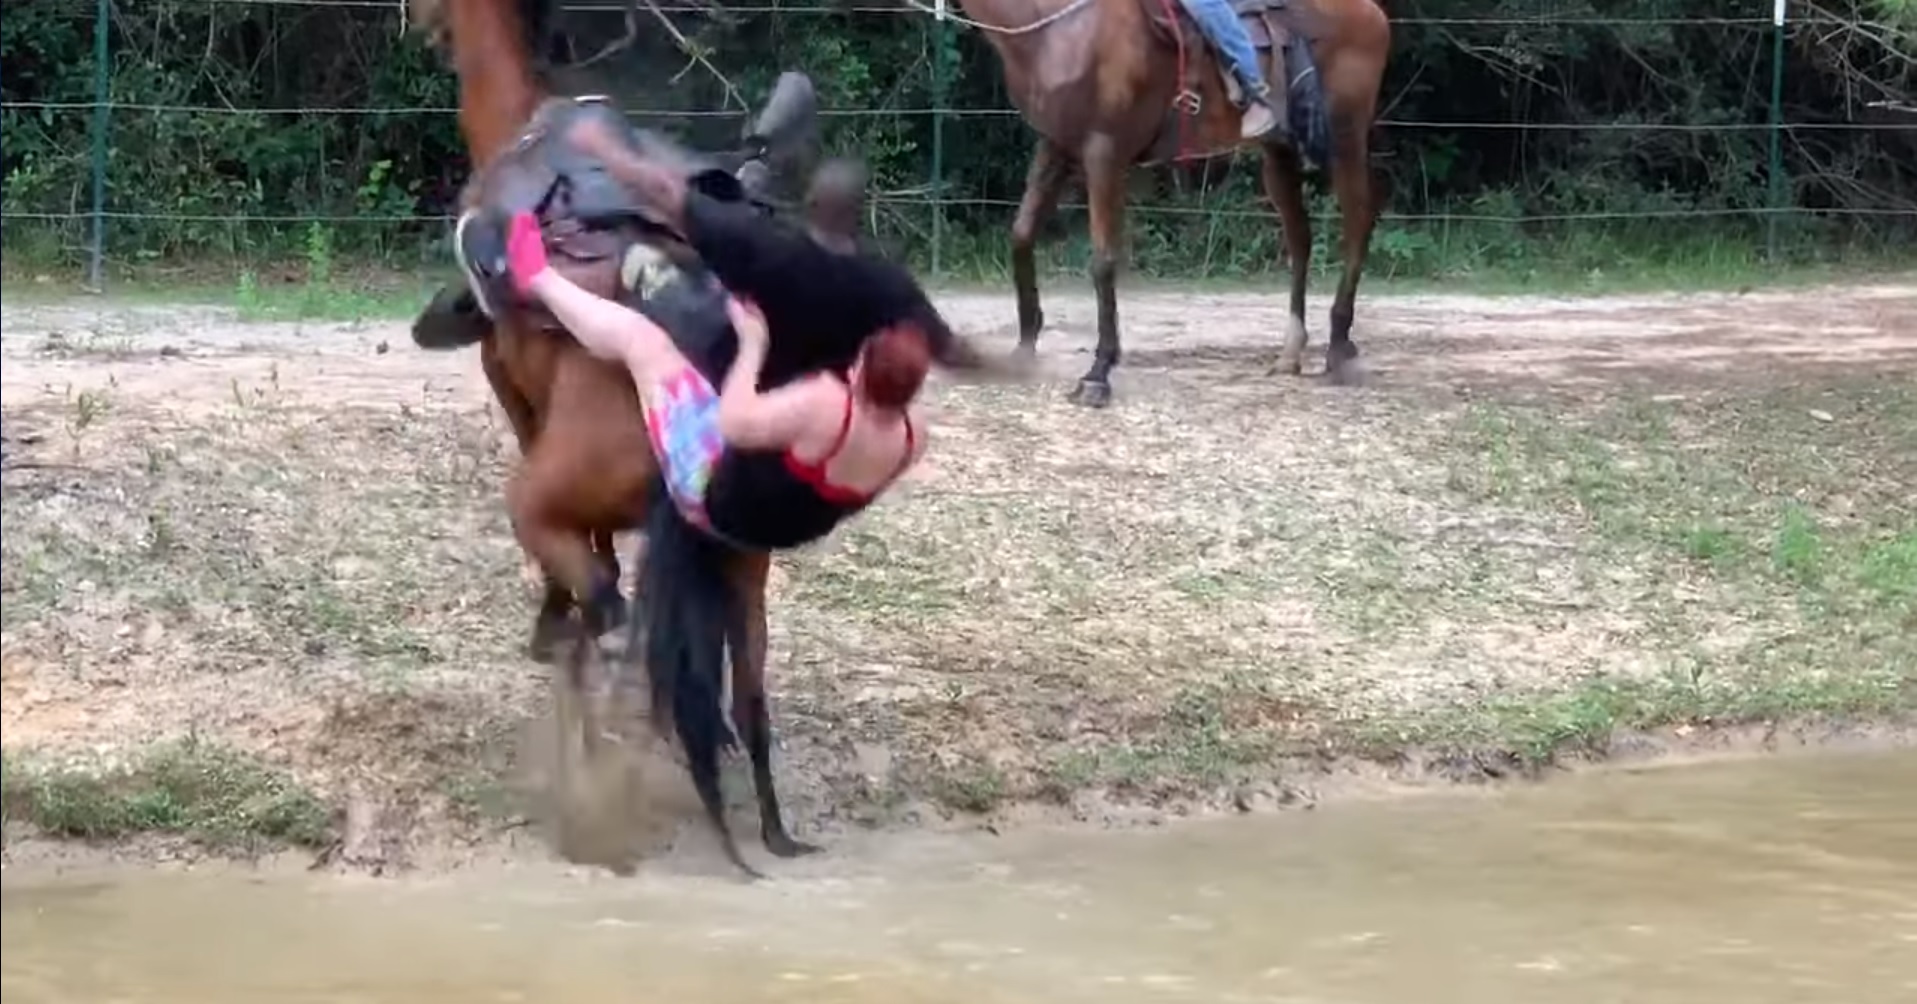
[0,740,333,850]
[1859,530,1917,606]
[1366,667,1915,770]
[1026,678,1295,800]
[0,404,520,668]
[931,760,1008,815]
[1773,504,1825,586]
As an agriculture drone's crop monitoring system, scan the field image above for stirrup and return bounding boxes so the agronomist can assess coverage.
[1173,88,1202,114]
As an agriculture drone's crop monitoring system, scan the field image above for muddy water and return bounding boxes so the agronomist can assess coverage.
[6,749,1915,1003]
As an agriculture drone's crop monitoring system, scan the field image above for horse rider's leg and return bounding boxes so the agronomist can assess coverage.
[1260,145,1314,377]
[1177,0,1282,140]
[1324,59,1385,386]
[1068,134,1127,409]
[1011,139,1071,358]
[723,550,819,858]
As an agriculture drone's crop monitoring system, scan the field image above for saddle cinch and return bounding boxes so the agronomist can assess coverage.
[411,71,820,347]
[1139,0,1332,168]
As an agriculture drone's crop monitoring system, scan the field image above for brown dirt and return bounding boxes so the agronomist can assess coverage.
[3,279,1915,869]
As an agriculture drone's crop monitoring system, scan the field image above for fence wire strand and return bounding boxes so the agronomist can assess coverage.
[4,3,1914,277]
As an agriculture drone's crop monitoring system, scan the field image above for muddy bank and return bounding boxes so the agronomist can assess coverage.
[6,709,1913,877]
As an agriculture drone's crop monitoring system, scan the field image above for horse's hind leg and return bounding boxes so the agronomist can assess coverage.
[1324,79,1383,385]
[725,551,818,858]
[591,528,622,594]
[1261,145,1314,376]
[1011,139,1070,357]
[525,529,622,665]
[1068,135,1127,409]
[529,582,575,664]
[507,448,626,646]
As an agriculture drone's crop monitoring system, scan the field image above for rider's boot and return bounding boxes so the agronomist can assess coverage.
[1241,98,1280,141]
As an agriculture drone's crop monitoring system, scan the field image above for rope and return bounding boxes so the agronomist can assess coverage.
[1155,0,1196,164]
[899,0,1099,37]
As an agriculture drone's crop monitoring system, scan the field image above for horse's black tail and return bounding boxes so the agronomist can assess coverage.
[1286,33,1334,171]
[638,487,761,878]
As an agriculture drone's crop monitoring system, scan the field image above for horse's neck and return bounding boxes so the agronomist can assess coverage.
[952,0,1104,128]
[444,0,544,166]
[951,0,1080,49]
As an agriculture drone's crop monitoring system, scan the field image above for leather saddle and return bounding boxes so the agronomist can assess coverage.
[413,71,820,345]
[1136,0,1330,166]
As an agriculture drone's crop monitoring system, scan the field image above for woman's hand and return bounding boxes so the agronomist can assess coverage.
[725,295,769,352]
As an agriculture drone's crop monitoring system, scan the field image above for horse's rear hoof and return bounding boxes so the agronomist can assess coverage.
[528,630,565,664]
[1326,350,1366,387]
[1068,379,1112,409]
[764,831,822,858]
[722,840,767,880]
[1270,352,1305,377]
[1273,316,1309,376]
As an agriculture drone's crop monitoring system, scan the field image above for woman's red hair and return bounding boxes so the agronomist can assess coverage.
[856,322,931,410]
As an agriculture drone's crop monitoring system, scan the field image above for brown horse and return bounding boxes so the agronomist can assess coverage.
[407,0,1014,872]
[408,0,813,865]
[409,0,631,661]
[941,0,1391,403]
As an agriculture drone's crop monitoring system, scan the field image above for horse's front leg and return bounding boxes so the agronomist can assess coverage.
[1069,134,1126,409]
[724,550,818,858]
[1011,138,1070,358]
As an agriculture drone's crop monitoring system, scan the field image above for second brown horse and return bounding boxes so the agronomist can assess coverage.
[948,0,1391,402]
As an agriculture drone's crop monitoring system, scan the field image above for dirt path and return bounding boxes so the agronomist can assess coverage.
[8,283,1913,410]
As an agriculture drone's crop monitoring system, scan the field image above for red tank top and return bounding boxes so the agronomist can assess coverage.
[781,387,916,504]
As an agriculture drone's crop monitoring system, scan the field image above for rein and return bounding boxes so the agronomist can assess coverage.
[902,0,1099,36]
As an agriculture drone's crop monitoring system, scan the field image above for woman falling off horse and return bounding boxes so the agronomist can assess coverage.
[493,210,932,553]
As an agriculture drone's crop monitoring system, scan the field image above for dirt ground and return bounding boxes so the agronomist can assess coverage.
[3,280,1915,867]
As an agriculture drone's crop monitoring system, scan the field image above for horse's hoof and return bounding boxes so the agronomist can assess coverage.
[1068,379,1112,409]
[1013,339,1039,363]
[765,832,823,858]
[527,627,566,664]
[1271,316,1308,376]
[1326,349,1366,387]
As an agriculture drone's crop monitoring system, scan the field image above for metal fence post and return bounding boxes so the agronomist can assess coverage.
[87,0,111,290]
[931,0,951,279]
[1766,0,1789,262]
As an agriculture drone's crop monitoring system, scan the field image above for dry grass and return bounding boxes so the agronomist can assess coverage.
[2,283,1914,850]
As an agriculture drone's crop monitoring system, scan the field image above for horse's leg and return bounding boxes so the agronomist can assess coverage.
[723,550,818,858]
[1068,135,1126,409]
[506,446,627,652]
[1324,107,1381,386]
[483,333,576,659]
[590,528,621,594]
[1011,138,1070,358]
[1260,145,1314,376]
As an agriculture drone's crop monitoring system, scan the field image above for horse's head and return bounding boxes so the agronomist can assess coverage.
[407,0,553,59]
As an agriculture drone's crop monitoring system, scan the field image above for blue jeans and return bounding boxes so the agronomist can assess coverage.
[1180,0,1269,102]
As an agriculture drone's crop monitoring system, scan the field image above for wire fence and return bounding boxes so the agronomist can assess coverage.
[3,0,1915,287]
